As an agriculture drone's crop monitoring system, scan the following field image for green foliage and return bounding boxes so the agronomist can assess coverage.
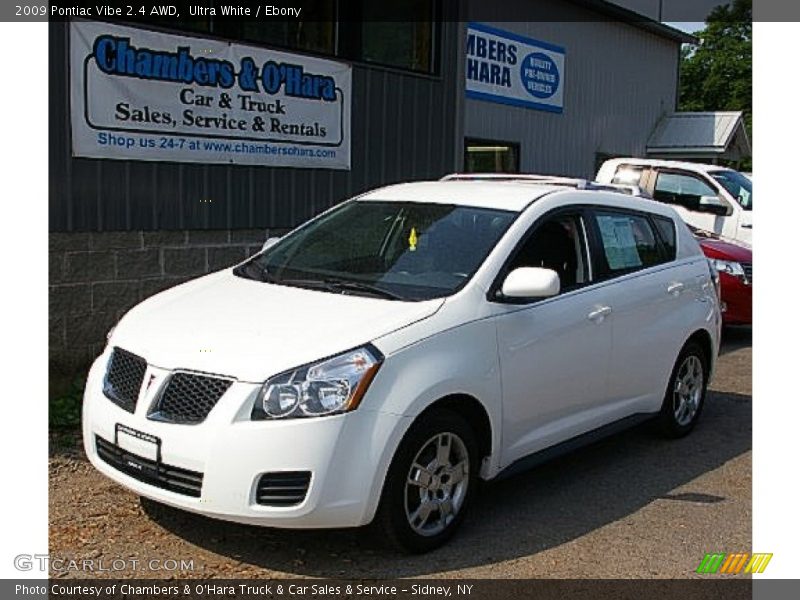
[679,0,752,162]
[50,377,85,429]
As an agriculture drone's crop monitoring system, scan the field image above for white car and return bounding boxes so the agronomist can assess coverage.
[596,158,752,246]
[83,177,721,552]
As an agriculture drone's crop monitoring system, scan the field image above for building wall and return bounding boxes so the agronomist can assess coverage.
[464,0,681,178]
[48,17,463,389]
[49,228,288,386]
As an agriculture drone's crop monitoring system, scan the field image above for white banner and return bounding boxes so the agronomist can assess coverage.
[466,22,565,114]
[70,21,351,169]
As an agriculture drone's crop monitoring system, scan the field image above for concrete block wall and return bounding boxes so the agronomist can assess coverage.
[49,229,287,394]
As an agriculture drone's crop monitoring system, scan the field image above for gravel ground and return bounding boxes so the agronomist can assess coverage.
[49,328,751,579]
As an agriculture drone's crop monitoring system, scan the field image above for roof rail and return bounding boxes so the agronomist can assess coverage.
[441,172,591,188]
[440,173,650,197]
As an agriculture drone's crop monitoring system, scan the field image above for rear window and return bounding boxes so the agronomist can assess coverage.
[611,165,645,186]
[652,216,677,261]
[593,211,664,275]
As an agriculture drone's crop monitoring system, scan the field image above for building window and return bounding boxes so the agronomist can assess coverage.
[464,139,520,173]
[358,0,434,72]
[124,0,437,74]
[338,0,436,74]
[216,1,336,55]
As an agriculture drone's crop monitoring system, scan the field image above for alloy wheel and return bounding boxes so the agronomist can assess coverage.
[404,432,469,537]
[673,354,704,426]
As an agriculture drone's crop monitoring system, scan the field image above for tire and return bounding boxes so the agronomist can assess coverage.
[375,408,479,553]
[658,341,709,438]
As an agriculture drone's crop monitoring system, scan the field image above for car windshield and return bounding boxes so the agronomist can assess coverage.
[710,170,752,210]
[234,200,516,301]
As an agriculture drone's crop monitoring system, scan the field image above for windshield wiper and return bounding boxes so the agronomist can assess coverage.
[324,278,405,300]
[232,261,273,283]
[277,277,404,300]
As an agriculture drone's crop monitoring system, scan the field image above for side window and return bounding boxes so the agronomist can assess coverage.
[593,211,664,276]
[611,165,645,186]
[653,171,717,211]
[508,214,590,292]
[652,216,677,261]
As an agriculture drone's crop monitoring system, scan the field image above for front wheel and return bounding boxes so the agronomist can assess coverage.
[375,409,478,553]
[658,341,709,437]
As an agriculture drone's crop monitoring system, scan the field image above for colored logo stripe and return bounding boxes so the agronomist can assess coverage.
[745,553,773,574]
[697,553,726,573]
[697,553,773,574]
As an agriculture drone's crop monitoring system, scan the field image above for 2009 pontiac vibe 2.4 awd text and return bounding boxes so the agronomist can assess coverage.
[83,176,721,552]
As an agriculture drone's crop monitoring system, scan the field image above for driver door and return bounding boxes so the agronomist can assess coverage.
[651,170,734,236]
[492,210,613,467]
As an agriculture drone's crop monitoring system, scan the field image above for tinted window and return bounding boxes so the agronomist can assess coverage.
[508,214,590,291]
[652,216,677,261]
[653,172,718,210]
[710,170,752,210]
[237,201,515,301]
[594,211,663,274]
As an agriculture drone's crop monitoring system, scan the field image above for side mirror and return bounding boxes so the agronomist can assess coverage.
[698,195,731,217]
[262,236,282,251]
[501,267,560,299]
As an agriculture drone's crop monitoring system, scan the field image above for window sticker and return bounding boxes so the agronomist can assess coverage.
[596,215,642,270]
[739,188,751,208]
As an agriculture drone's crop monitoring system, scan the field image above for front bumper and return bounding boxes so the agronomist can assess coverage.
[82,350,409,528]
[719,274,752,326]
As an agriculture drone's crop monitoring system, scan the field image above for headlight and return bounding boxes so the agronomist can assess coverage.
[710,258,745,278]
[251,346,383,420]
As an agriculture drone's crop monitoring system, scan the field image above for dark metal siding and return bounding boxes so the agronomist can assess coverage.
[49,16,462,232]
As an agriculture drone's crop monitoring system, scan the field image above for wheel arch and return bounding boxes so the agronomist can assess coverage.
[416,393,494,468]
[685,327,716,373]
[365,392,496,526]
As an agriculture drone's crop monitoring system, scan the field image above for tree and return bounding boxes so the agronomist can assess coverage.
[679,0,752,163]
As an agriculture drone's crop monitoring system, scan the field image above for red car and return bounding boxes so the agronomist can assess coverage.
[693,229,752,326]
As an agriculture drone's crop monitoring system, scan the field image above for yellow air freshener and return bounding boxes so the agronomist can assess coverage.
[408,227,418,251]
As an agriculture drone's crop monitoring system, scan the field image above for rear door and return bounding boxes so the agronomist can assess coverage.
[585,208,690,414]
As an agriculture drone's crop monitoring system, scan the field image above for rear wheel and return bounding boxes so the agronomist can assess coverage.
[659,341,708,437]
[375,409,478,553]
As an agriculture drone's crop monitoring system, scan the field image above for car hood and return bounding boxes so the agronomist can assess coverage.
[698,238,752,262]
[111,270,445,382]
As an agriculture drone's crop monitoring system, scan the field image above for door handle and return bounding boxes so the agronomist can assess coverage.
[587,306,612,322]
[667,282,685,295]
[741,223,752,229]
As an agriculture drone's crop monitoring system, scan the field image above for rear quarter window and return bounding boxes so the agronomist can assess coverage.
[652,216,677,261]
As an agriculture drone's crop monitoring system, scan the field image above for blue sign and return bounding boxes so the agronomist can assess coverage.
[466,23,565,114]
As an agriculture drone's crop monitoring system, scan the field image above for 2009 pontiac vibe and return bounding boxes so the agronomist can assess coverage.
[83,177,721,552]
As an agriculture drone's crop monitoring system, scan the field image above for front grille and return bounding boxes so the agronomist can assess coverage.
[742,262,752,283]
[103,347,147,413]
[255,472,312,506]
[95,435,203,497]
[149,372,233,424]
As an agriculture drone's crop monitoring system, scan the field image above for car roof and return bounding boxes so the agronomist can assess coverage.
[357,180,563,212]
[603,157,733,174]
[356,179,680,218]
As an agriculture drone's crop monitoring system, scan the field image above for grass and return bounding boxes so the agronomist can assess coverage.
[49,377,85,430]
